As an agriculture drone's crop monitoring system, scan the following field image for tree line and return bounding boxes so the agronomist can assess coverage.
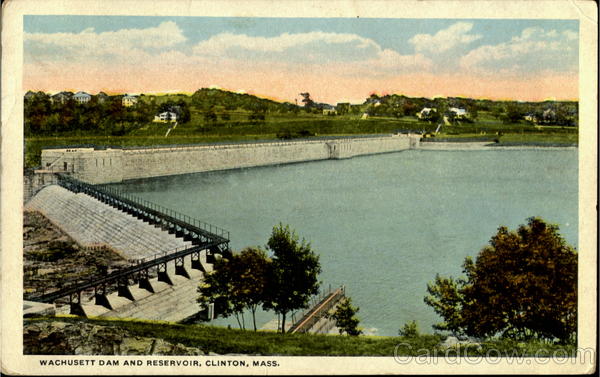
[24,88,578,136]
[24,92,191,136]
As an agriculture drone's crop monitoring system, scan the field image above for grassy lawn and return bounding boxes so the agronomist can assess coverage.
[25,317,576,356]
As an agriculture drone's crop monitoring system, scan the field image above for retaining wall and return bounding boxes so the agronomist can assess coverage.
[40,134,419,184]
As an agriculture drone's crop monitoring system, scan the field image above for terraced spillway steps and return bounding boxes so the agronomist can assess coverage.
[25,176,231,321]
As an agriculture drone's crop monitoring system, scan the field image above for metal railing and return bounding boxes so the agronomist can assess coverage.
[288,285,346,334]
[56,174,230,240]
[25,241,219,304]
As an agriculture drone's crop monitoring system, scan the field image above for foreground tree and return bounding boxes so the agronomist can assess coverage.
[330,297,362,336]
[197,248,270,330]
[197,255,240,327]
[232,247,271,331]
[263,224,321,333]
[425,217,577,343]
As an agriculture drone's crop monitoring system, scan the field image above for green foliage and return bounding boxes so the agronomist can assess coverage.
[330,297,362,336]
[197,247,270,330]
[24,93,156,136]
[424,275,465,333]
[191,88,298,114]
[197,255,238,325]
[398,320,420,338]
[502,103,524,124]
[424,217,577,344]
[263,224,322,333]
[233,247,271,331]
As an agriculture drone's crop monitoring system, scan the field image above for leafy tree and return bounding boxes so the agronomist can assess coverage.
[197,248,270,330]
[197,255,240,327]
[330,297,362,336]
[263,224,321,333]
[232,247,271,331]
[503,103,523,124]
[399,320,420,338]
[424,217,577,343]
[203,106,218,123]
[299,92,314,110]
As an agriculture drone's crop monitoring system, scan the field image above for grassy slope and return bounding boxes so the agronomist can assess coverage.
[25,317,575,356]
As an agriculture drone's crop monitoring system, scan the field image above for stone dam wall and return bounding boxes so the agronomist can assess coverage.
[39,134,420,184]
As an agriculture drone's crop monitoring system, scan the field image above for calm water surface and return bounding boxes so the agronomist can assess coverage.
[114,149,578,336]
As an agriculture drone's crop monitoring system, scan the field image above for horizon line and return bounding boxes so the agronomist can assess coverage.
[23,87,579,104]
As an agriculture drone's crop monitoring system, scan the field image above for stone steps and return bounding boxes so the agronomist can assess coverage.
[26,185,192,260]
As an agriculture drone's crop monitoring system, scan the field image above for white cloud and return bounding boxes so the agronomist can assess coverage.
[409,22,482,54]
[459,27,578,74]
[24,21,187,63]
[193,31,429,70]
[192,31,383,63]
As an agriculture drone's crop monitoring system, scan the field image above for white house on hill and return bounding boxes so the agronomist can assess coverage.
[448,107,468,119]
[122,94,139,107]
[153,111,178,123]
[73,91,91,104]
[51,91,73,104]
[417,107,436,119]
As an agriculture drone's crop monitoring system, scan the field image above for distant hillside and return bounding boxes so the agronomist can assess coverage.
[191,88,298,114]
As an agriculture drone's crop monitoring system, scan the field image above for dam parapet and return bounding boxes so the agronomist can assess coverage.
[38,134,420,184]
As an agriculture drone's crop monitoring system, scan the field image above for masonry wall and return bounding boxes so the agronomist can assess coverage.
[40,135,419,184]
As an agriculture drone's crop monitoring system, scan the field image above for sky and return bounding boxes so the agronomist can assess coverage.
[23,16,579,104]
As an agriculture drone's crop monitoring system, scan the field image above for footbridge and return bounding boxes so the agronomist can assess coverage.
[25,174,231,320]
[288,285,346,334]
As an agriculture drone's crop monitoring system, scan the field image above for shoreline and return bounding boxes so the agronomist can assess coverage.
[418,141,577,151]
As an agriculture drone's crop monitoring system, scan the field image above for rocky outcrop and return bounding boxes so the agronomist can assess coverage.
[23,321,203,355]
[23,210,129,298]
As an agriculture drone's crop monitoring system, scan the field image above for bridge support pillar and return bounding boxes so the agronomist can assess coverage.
[138,269,154,293]
[117,279,135,301]
[69,292,86,317]
[94,285,112,309]
[190,251,205,272]
[157,263,173,285]
[175,257,190,278]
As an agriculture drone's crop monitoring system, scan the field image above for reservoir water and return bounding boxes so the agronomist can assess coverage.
[114,148,578,336]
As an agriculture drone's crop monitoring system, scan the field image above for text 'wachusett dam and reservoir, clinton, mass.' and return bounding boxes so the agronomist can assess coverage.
[7,8,596,375]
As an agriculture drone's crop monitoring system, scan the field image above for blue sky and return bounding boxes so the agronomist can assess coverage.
[24,16,578,52]
[23,16,579,102]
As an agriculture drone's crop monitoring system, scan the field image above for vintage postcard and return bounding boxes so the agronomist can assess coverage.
[1,0,597,375]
